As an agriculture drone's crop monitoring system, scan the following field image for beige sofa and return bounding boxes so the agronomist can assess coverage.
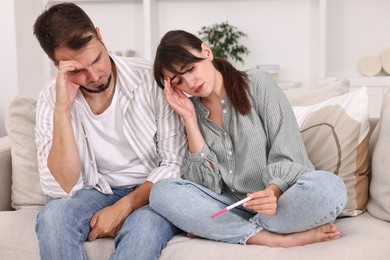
[1,79,390,260]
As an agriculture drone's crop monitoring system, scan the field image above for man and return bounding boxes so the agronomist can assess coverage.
[33,3,187,259]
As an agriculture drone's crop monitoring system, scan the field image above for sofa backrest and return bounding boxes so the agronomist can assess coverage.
[367,89,390,222]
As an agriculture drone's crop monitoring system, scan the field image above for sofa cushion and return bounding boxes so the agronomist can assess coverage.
[4,96,49,209]
[284,77,350,106]
[1,210,390,260]
[292,87,370,217]
[159,212,390,260]
[367,89,390,221]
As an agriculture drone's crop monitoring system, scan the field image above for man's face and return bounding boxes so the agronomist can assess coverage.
[54,36,112,94]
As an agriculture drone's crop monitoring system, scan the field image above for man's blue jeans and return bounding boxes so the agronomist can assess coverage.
[150,171,347,244]
[36,187,179,260]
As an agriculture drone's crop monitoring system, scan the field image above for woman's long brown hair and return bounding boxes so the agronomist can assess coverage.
[153,30,251,115]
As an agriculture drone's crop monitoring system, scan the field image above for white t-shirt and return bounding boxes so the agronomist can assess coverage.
[80,86,149,187]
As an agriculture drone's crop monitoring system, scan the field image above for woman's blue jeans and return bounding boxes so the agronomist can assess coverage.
[150,171,347,244]
[36,187,179,260]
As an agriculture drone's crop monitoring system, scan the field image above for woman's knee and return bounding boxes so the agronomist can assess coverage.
[302,171,347,207]
[317,171,346,195]
[302,171,345,190]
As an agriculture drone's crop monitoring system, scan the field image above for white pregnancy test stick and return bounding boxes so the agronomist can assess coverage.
[211,197,252,218]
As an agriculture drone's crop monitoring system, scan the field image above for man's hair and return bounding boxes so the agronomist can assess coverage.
[33,2,98,63]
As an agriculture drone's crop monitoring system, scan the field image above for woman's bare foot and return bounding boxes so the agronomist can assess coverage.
[247,223,340,247]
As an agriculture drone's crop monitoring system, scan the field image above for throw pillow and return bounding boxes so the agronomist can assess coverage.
[293,87,370,217]
[4,96,50,209]
[367,89,390,221]
[284,77,350,106]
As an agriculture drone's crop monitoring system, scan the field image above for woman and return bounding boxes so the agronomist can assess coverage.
[150,30,347,247]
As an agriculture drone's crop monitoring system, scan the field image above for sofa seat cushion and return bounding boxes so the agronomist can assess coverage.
[1,210,389,260]
[0,209,40,260]
[160,212,390,260]
[0,208,115,260]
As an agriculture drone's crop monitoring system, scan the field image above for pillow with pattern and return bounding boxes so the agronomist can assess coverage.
[293,87,370,217]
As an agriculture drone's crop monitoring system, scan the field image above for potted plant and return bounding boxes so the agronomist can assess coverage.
[198,21,249,64]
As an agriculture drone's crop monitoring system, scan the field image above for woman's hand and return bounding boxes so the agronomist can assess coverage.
[244,185,281,215]
[164,77,195,121]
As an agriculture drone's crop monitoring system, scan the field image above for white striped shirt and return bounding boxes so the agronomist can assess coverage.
[35,55,188,198]
[182,70,314,201]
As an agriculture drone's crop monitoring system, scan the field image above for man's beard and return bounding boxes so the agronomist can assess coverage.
[80,74,112,94]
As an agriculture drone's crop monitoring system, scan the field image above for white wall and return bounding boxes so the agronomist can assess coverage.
[326,0,390,77]
[48,0,320,88]
[14,0,48,100]
[75,2,143,58]
[157,0,318,87]
[0,0,18,137]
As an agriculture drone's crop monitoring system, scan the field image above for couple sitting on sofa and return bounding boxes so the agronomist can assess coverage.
[33,3,347,259]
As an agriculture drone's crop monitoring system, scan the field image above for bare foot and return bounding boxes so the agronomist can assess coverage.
[247,223,340,247]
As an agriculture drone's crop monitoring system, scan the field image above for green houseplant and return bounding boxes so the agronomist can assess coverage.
[198,21,249,64]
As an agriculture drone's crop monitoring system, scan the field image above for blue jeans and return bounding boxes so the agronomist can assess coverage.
[36,187,179,260]
[150,171,347,244]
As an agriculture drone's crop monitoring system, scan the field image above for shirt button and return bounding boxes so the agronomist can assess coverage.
[223,109,227,114]
[90,160,94,165]
[228,151,232,156]
[221,100,225,104]
[231,189,235,193]
[224,132,228,136]
[200,153,205,157]
[229,170,233,174]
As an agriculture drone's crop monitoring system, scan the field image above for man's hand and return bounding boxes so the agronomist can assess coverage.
[88,202,128,241]
[87,182,153,241]
[55,60,84,112]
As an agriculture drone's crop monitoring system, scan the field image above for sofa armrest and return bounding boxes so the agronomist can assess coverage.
[0,136,13,211]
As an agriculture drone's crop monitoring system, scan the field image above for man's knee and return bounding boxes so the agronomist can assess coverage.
[36,198,78,235]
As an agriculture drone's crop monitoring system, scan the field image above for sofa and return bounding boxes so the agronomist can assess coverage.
[1,78,390,260]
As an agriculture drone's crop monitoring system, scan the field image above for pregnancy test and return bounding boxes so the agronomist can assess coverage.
[211,197,252,218]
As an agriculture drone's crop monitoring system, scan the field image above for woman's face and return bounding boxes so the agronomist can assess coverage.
[163,44,217,97]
